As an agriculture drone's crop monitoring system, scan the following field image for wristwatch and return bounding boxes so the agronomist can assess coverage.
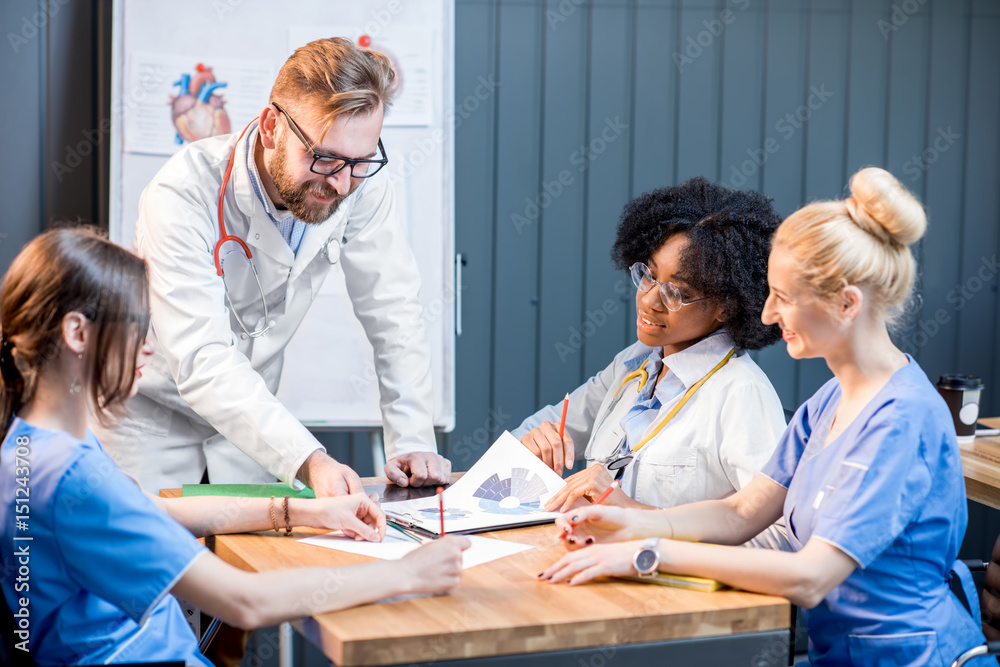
[632,537,661,578]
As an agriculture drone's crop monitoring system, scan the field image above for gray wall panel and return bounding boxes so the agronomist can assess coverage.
[674,1,722,183]
[884,0,930,361]
[844,0,891,172]
[796,1,850,402]
[956,2,1000,411]
[581,3,634,378]
[755,0,810,408]
[0,1,45,268]
[719,2,766,193]
[453,0,500,464]
[537,0,590,407]
[914,0,970,383]
[631,4,678,197]
[491,2,545,437]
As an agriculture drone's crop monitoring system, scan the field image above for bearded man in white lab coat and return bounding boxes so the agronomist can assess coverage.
[94,37,450,496]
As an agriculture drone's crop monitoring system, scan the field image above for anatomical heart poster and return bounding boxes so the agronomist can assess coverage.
[123,52,273,156]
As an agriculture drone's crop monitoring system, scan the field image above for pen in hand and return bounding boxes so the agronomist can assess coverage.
[549,480,620,546]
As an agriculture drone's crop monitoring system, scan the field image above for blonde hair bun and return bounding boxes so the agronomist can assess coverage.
[846,167,926,247]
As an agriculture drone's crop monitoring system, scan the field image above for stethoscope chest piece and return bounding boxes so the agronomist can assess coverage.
[606,453,634,481]
[322,237,342,265]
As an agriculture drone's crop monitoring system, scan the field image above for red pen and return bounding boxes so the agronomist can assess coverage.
[557,393,569,445]
[437,486,445,537]
[590,479,620,506]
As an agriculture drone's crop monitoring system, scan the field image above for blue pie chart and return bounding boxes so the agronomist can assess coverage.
[473,468,548,515]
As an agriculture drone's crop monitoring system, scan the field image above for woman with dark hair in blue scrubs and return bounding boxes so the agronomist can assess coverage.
[0,227,469,665]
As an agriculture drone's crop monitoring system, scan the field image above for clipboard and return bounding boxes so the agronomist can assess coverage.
[379,431,567,536]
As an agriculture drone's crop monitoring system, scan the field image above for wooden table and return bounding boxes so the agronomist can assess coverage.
[961,416,1000,510]
[163,478,791,666]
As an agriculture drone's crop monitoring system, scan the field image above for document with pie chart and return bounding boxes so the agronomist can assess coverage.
[381,431,568,535]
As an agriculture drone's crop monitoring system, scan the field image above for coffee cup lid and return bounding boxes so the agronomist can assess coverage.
[937,374,984,390]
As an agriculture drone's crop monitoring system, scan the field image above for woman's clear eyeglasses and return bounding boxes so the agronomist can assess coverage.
[630,262,708,312]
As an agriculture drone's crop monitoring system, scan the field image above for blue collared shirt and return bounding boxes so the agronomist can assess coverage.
[244,124,306,254]
[613,329,729,460]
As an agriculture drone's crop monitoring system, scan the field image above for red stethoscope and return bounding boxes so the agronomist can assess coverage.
[214,118,271,339]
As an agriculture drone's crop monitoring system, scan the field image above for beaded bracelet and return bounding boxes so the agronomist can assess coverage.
[283,495,292,536]
[269,496,280,533]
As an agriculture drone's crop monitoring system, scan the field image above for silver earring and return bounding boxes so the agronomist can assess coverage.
[78,353,83,359]
[69,380,82,394]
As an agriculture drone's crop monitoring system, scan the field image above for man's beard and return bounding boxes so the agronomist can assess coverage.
[268,138,354,223]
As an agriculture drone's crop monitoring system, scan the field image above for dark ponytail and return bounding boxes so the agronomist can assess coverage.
[0,331,24,432]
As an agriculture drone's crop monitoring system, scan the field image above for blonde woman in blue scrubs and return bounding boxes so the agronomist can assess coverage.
[540,168,987,666]
[514,178,788,549]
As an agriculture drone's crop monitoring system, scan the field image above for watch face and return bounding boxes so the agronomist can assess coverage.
[636,549,657,573]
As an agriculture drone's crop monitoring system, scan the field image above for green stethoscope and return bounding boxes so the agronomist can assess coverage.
[603,347,736,478]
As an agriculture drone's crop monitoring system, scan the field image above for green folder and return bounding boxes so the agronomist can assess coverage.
[181,483,316,499]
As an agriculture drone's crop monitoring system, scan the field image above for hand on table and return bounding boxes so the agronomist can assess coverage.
[520,421,574,476]
[308,493,386,542]
[543,465,630,513]
[540,540,645,586]
[400,535,472,595]
[554,504,644,549]
[298,450,364,497]
[384,452,452,487]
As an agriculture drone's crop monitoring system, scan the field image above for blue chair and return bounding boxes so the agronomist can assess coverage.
[950,535,1000,666]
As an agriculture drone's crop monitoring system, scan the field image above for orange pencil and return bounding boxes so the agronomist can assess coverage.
[550,480,621,546]
[437,487,445,537]
[557,393,570,444]
[590,479,620,506]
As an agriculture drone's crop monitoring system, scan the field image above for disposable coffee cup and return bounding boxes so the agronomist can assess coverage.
[937,375,983,445]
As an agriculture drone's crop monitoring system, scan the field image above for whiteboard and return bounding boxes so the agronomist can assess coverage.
[109,0,456,431]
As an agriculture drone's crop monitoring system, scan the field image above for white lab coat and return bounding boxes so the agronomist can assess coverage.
[94,123,436,493]
[513,333,790,550]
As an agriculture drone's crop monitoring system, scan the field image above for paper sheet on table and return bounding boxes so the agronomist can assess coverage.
[380,431,567,535]
[299,527,534,569]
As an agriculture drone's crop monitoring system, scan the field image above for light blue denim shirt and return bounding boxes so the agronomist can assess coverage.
[611,329,729,461]
[244,124,306,254]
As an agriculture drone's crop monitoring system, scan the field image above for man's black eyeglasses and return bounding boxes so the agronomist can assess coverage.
[272,102,388,178]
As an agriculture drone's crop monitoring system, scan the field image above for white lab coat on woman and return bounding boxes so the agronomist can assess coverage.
[94,122,436,493]
[513,332,790,550]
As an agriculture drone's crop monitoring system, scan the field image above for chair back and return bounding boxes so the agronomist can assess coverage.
[981,533,1000,641]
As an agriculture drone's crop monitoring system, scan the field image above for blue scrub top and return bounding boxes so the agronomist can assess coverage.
[761,357,986,666]
[0,417,210,666]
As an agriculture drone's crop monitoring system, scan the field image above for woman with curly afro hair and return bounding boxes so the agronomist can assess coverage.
[513,177,789,550]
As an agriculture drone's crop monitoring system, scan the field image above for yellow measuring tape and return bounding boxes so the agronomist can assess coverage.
[629,347,736,454]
